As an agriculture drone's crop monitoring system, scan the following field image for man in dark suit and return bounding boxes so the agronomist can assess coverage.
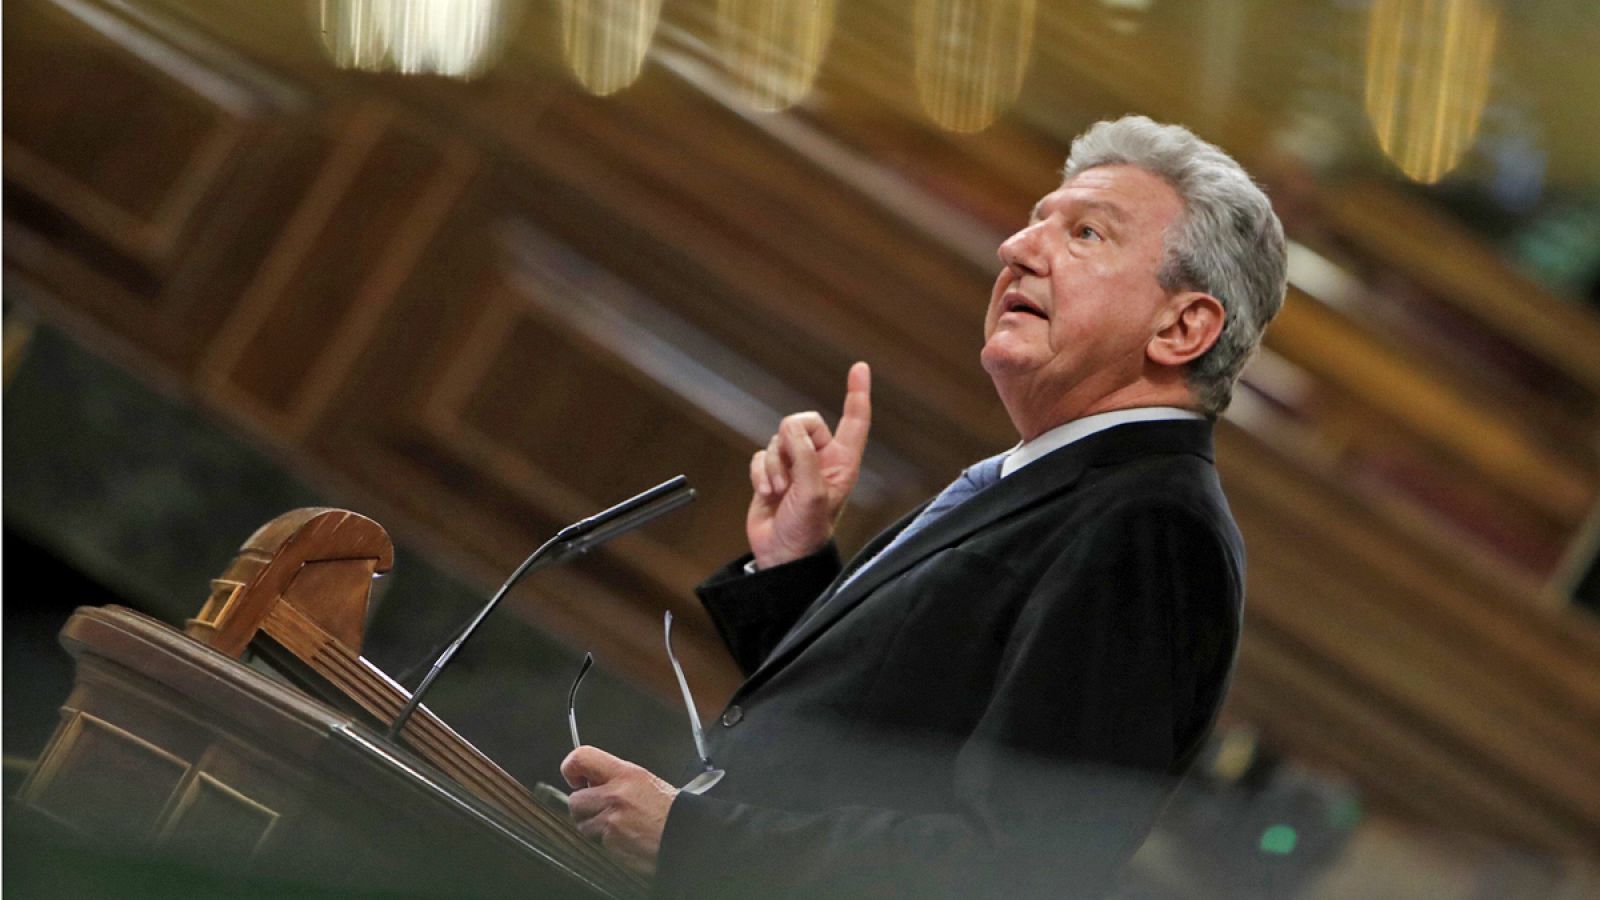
[562,115,1288,898]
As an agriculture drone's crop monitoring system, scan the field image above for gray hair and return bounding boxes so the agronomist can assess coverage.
[1063,115,1287,416]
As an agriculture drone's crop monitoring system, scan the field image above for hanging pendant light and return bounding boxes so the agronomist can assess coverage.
[1364,0,1499,184]
[318,0,508,80]
[560,0,664,96]
[914,0,1037,133]
[716,0,836,112]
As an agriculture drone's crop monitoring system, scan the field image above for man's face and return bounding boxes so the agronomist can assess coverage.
[981,164,1186,432]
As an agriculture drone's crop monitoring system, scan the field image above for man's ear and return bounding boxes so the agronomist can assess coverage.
[1147,292,1225,367]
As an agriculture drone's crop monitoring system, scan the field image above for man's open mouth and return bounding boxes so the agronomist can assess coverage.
[1003,293,1048,319]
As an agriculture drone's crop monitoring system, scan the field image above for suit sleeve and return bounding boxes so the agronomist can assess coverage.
[694,543,844,676]
[656,502,1240,899]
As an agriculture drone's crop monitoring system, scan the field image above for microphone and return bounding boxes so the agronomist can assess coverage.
[387,475,695,740]
[542,475,696,566]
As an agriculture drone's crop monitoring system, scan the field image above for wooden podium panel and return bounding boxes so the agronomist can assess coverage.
[17,605,617,899]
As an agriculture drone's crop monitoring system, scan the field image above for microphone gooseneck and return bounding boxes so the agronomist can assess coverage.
[386,475,695,740]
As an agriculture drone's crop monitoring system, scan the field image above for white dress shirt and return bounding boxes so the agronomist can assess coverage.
[999,406,1203,478]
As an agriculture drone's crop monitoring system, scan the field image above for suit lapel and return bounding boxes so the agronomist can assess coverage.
[752,503,925,667]
[741,419,1217,694]
[745,446,1093,687]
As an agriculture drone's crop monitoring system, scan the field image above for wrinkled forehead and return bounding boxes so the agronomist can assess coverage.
[1029,164,1186,230]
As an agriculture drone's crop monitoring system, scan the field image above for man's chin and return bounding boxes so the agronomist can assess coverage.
[980,340,1038,379]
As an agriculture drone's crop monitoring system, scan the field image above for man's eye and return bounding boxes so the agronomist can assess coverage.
[1076,225,1102,241]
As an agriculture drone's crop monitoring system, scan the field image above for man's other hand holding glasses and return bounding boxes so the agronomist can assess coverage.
[561,747,678,878]
[563,612,723,877]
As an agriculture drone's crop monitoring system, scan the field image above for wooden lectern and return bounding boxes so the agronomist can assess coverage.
[15,509,644,898]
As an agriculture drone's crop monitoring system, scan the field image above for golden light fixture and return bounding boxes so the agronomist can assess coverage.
[913,0,1037,133]
[560,0,664,96]
[1364,0,1499,184]
[716,0,836,112]
[318,0,508,79]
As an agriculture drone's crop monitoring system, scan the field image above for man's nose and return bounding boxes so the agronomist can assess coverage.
[998,223,1047,277]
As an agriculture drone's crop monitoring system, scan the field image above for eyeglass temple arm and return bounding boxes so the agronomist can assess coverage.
[567,651,593,750]
[664,611,715,770]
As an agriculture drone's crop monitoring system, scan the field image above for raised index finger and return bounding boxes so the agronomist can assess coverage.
[833,362,872,454]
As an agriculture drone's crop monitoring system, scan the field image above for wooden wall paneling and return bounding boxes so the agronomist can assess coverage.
[139,0,344,81]
[421,289,744,591]
[1243,547,1600,839]
[298,394,742,709]
[2,0,312,368]
[195,103,479,441]
[1265,290,1596,529]
[1216,424,1600,851]
[1232,352,1575,578]
[1292,246,1600,463]
[607,62,998,300]
[633,46,1045,392]
[1249,364,1580,576]
[489,220,922,530]
[793,102,1061,240]
[306,435,747,710]
[268,196,767,704]
[388,18,1033,481]
[149,127,332,371]
[1219,426,1600,722]
[603,78,1004,405]
[1329,402,1577,574]
[1321,179,1600,403]
[5,0,247,270]
[459,81,1012,477]
[403,221,926,696]
[1244,486,1600,780]
[1226,362,1551,589]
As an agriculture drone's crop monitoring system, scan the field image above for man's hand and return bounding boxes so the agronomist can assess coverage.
[747,362,872,569]
[562,746,678,878]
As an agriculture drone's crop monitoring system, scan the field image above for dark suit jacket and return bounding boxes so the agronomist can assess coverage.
[656,420,1244,899]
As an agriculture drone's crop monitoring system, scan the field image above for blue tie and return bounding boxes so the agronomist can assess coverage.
[834,452,1007,595]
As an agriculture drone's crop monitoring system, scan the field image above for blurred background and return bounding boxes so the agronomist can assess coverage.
[4,0,1599,896]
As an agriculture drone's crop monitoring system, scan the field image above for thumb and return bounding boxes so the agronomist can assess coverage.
[561,745,628,788]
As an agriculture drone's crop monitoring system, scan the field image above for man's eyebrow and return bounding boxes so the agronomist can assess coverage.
[1076,200,1131,225]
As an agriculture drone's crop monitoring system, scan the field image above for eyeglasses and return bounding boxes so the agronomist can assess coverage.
[567,611,725,795]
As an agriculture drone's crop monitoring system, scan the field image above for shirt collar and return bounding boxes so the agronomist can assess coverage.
[1000,407,1204,478]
